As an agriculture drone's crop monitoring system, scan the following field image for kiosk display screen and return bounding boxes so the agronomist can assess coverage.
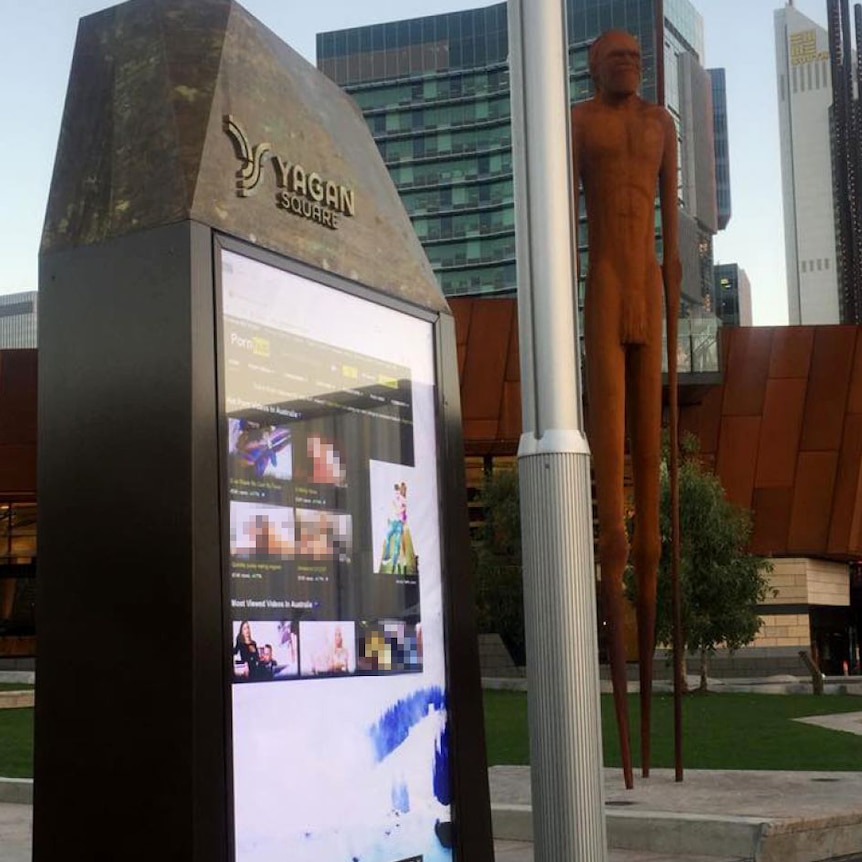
[220,248,452,862]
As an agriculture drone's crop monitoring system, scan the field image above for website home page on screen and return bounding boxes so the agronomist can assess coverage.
[221,249,452,862]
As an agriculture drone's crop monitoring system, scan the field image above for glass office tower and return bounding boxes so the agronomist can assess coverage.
[318,6,514,297]
[318,0,720,370]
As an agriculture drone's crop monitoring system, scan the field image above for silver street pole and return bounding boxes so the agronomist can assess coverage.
[508,0,608,859]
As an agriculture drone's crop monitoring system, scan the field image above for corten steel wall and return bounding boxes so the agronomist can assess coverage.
[451,297,522,456]
[0,350,37,501]
[451,299,862,562]
[679,325,862,560]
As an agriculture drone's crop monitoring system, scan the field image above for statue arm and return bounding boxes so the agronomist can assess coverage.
[659,110,682,358]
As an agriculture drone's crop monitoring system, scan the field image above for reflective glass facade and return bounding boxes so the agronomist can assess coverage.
[714,263,752,328]
[318,0,719,371]
[566,1,659,105]
[318,6,515,296]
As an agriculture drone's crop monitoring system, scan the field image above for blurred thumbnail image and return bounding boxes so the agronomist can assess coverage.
[231,619,298,681]
[299,620,356,676]
[296,508,351,561]
[370,463,419,575]
[273,620,299,679]
[357,620,423,673]
[230,501,295,560]
[304,434,346,486]
[229,417,292,480]
[232,620,286,683]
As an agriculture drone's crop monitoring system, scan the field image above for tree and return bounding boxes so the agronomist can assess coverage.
[472,468,526,665]
[628,434,774,691]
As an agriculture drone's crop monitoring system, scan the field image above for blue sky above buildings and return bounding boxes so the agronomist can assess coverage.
[0,0,831,324]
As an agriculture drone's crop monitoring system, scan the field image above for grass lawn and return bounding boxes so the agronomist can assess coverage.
[484,690,862,771]
[0,683,34,692]
[0,708,33,779]
[2,692,861,780]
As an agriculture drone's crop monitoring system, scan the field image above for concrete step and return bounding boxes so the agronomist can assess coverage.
[492,803,760,860]
[0,779,32,805]
[0,690,34,709]
[490,766,862,862]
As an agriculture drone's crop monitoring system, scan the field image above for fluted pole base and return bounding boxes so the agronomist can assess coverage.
[519,436,608,861]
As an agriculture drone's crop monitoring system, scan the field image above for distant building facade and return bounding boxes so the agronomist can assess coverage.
[452,298,862,676]
[0,348,37,665]
[709,68,731,231]
[318,0,722,371]
[0,292,37,349]
[775,4,840,324]
[677,52,719,317]
[714,263,752,327]
[318,6,514,298]
[824,0,862,323]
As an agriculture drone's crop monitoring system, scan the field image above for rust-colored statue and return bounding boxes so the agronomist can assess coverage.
[571,30,681,789]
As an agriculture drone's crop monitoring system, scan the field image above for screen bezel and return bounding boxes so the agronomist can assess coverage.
[212,232,459,861]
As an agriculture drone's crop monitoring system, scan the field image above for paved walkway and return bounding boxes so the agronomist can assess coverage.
[795,711,862,735]
[0,803,32,861]
[0,805,744,862]
[5,671,861,861]
[491,765,862,821]
[494,839,744,861]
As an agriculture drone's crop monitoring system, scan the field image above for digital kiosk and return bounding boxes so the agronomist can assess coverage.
[35,3,492,860]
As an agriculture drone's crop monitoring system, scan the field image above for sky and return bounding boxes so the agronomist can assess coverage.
[0,0,834,325]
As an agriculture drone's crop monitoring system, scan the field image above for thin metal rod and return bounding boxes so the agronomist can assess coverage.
[653,0,684,784]
[669,349,683,787]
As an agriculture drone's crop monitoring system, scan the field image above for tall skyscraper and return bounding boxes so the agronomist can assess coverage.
[775,3,840,324]
[318,0,721,369]
[825,0,862,323]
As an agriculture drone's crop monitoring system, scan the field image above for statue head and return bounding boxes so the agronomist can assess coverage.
[589,30,641,97]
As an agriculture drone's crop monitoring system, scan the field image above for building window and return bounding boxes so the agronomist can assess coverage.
[802,260,807,273]
[0,502,37,650]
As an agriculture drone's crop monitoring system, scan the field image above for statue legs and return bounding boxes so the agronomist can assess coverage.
[587,320,662,788]
[627,343,662,778]
[587,340,634,789]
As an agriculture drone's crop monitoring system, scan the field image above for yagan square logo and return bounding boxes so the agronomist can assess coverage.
[224,115,356,230]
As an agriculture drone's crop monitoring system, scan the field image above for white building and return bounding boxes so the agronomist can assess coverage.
[0,292,37,349]
[775,3,840,324]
